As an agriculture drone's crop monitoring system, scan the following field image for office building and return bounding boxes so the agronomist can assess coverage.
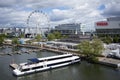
[52,23,81,35]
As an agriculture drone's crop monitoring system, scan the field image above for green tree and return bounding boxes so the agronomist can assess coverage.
[113,36,119,43]
[0,34,6,45]
[12,38,19,44]
[35,34,42,42]
[102,36,113,44]
[0,37,4,44]
[47,33,55,41]
[91,39,104,55]
[78,40,93,56]
[78,39,104,56]
[53,31,62,39]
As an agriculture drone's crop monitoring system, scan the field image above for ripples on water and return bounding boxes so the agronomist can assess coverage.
[0,47,120,80]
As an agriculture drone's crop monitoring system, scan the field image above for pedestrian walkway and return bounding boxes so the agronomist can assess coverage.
[98,57,120,68]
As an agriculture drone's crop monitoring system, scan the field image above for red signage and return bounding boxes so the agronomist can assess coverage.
[96,21,108,26]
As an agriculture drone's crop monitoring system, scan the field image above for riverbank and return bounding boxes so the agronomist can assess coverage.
[2,43,120,68]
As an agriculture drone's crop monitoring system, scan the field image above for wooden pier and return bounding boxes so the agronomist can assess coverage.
[10,63,18,69]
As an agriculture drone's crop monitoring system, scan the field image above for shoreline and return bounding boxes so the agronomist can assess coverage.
[1,43,120,68]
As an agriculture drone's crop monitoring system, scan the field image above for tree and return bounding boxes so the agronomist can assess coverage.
[0,37,4,44]
[78,40,93,56]
[78,39,104,56]
[0,34,6,45]
[35,34,42,42]
[113,36,119,43]
[102,36,113,44]
[53,31,62,39]
[47,33,55,41]
[12,38,19,44]
[91,39,104,55]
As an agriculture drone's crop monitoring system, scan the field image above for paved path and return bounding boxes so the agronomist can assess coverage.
[98,57,120,68]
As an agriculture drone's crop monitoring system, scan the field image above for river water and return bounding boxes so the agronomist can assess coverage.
[0,47,120,80]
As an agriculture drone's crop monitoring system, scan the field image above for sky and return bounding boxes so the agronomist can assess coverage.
[0,0,120,31]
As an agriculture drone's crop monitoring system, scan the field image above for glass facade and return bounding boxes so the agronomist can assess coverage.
[54,23,81,35]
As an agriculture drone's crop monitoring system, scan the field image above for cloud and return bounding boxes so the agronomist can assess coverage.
[0,0,17,7]
[101,2,120,17]
[0,0,120,31]
[50,9,74,21]
[0,7,28,27]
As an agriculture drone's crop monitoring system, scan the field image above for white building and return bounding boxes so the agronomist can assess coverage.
[52,23,81,35]
[95,17,120,38]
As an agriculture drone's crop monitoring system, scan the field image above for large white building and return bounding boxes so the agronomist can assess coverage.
[52,23,81,35]
[95,17,120,38]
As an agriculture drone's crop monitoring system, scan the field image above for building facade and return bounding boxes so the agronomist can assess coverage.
[95,17,120,38]
[50,23,92,43]
[60,34,92,43]
[0,28,24,37]
[52,23,81,35]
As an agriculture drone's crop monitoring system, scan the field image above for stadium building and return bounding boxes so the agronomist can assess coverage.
[95,17,120,38]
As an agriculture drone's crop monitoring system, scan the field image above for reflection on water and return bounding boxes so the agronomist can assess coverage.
[0,47,120,80]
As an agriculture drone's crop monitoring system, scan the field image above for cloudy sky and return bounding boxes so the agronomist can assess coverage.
[0,0,120,31]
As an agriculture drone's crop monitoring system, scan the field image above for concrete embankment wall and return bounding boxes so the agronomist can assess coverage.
[97,57,120,68]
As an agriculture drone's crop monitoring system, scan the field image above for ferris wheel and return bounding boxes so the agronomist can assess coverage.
[26,10,50,37]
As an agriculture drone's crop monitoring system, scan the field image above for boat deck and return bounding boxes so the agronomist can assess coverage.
[10,63,18,69]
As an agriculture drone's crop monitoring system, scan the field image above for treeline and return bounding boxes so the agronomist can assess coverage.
[100,36,120,44]
[47,31,67,41]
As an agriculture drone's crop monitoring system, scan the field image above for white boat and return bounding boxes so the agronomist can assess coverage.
[13,54,80,76]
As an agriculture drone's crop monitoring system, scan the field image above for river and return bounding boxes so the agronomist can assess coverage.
[0,47,120,80]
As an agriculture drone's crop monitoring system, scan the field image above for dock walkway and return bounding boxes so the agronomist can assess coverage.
[98,57,120,68]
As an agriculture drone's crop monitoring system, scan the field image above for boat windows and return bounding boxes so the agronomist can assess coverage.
[21,68,30,72]
[46,55,72,61]
[32,66,43,70]
[20,56,80,72]
[25,55,73,65]
[47,60,72,67]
